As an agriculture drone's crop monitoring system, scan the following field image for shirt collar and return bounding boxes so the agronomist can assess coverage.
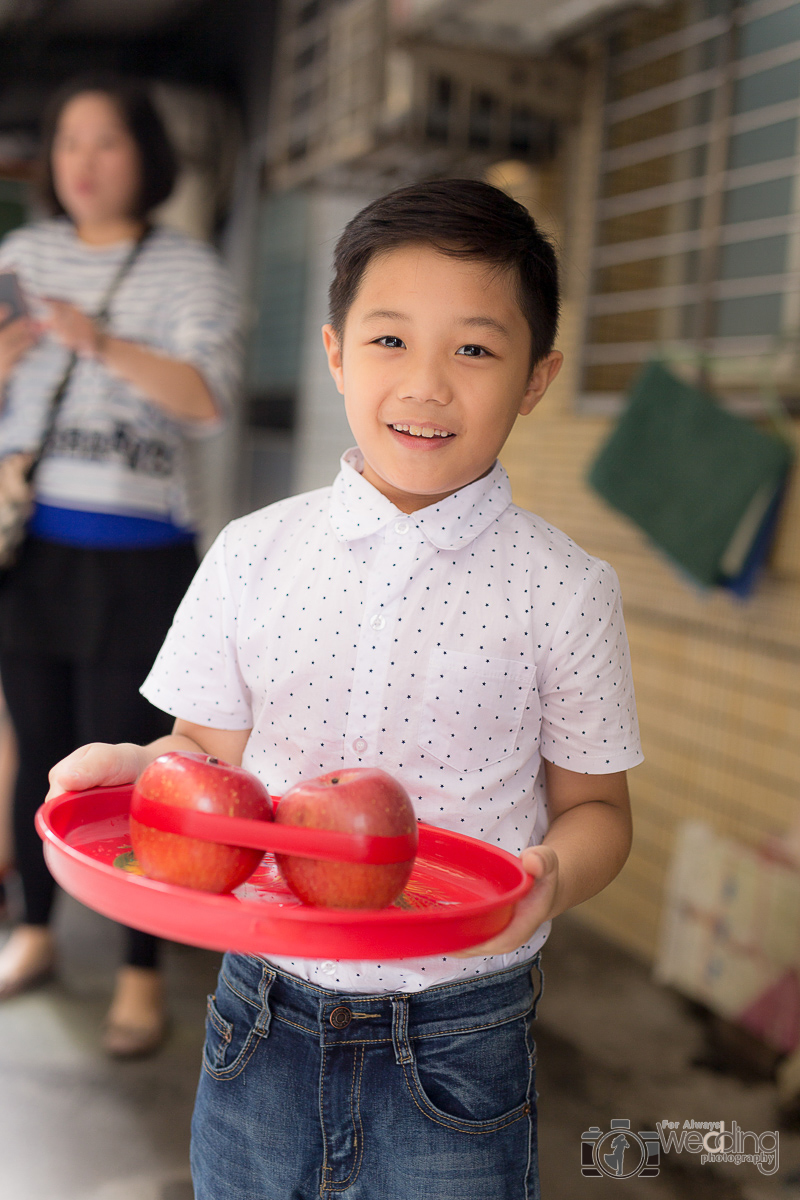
[328,447,512,549]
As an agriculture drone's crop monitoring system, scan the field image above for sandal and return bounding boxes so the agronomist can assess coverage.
[0,960,54,1001]
[0,929,56,1001]
[101,1013,169,1059]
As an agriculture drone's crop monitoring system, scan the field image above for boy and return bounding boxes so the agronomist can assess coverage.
[49,180,643,1199]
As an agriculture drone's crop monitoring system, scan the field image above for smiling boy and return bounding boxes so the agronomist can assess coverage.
[48,180,643,1199]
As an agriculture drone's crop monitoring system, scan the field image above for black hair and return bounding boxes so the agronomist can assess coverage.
[39,73,178,219]
[329,179,560,366]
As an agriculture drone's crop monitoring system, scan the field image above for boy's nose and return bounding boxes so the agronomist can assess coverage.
[397,363,453,406]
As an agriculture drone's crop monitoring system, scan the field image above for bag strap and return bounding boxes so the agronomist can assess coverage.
[27,223,153,481]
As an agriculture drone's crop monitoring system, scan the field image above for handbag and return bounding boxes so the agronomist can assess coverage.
[0,226,151,571]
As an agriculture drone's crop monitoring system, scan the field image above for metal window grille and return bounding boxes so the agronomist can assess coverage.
[581,0,800,410]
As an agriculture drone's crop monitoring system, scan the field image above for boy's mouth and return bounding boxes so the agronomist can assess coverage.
[389,423,454,439]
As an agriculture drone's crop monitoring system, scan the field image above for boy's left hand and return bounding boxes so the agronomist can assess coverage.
[450,844,559,957]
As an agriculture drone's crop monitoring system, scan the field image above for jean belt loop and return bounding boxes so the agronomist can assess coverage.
[255,965,276,1038]
[391,995,413,1066]
[531,952,545,1020]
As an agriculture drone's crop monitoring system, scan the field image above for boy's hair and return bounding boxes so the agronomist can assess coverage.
[39,73,178,219]
[329,179,560,366]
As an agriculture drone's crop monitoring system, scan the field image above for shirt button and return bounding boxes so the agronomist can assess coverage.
[320,961,336,975]
[369,613,385,631]
[394,520,409,534]
[353,738,367,753]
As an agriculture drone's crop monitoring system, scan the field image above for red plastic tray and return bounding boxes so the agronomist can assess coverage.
[35,786,533,960]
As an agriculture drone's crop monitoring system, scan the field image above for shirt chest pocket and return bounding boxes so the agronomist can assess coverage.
[417,648,535,774]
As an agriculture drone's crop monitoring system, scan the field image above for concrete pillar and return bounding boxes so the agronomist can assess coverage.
[292,187,377,494]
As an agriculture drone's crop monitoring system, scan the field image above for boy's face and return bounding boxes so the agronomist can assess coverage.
[323,244,562,513]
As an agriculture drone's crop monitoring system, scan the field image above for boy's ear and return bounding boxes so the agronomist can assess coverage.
[518,351,563,417]
[322,324,345,395]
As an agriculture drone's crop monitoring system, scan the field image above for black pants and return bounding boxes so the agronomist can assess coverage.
[0,655,174,965]
[0,537,198,969]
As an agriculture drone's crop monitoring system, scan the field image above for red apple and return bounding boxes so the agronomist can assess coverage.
[274,767,417,908]
[130,751,273,893]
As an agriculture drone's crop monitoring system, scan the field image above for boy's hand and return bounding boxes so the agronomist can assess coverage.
[46,742,149,800]
[46,725,252,802]
[450,844,559,958]
[451,767,633,959]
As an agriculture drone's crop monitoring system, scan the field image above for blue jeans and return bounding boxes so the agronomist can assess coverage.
[191,953,544,1200]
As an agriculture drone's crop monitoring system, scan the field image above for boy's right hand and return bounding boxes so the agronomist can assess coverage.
[47,742,148,799]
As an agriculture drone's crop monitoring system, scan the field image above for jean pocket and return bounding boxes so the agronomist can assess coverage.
[406,1014,533,1133]
[202,971,269,1081]
[417,648,535,773]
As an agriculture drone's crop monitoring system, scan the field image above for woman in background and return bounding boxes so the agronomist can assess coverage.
[0,74,240,1055]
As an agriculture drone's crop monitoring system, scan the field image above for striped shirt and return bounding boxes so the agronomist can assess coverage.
[0,218,241,532]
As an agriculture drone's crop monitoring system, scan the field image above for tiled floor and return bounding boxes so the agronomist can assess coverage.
[2,895,800,1199]
[0,891,218,1200]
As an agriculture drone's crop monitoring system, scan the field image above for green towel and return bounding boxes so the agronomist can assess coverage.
[587,360,794,588]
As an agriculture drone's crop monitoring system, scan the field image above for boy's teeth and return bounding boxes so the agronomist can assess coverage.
[392,424,451,438]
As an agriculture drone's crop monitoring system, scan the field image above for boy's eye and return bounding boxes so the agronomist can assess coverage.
[456,344,491,358]
[374,335,405,349]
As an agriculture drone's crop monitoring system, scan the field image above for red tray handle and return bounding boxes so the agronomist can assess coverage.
[130,792,418,865]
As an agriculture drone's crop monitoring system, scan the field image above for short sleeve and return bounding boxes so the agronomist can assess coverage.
[538,562,643,774]
[140,527,252,729]
[158,244,242,436]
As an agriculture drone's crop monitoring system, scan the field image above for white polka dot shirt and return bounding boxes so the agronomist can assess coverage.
[141,448,643,993]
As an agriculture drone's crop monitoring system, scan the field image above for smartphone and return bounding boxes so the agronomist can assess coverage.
[0,272,28,328]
